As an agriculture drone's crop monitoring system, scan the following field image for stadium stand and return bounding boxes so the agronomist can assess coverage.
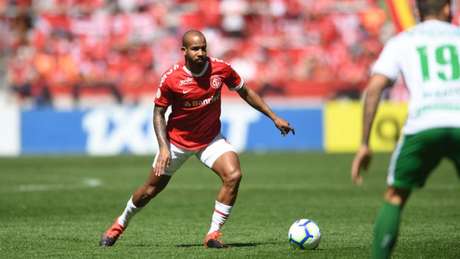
[0,0,458,107]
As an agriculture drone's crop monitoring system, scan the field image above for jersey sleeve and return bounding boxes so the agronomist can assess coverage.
[371,37,400,81]
[223,63,245,91]
[154,75,173,107]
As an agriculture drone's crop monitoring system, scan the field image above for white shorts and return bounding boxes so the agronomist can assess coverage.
[152,134,237,176]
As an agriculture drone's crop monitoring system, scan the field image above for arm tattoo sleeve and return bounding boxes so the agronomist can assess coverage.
[153,106,169,149]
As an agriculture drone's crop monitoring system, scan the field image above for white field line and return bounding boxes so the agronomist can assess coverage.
[7,181,458,192]
[15,178,102,192]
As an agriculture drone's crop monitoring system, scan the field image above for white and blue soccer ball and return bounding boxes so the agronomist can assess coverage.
[288,219,321,250]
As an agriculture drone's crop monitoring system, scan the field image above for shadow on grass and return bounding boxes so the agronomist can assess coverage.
[176,241,281,248]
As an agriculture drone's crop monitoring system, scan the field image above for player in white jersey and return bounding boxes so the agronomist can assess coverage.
[351,0,460,258]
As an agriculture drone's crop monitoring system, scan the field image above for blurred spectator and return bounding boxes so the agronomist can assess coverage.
[7,45,36,103]
[3,0,457,106]
[220,0,248,37]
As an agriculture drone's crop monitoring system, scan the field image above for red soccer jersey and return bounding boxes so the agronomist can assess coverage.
[154,57,244,150]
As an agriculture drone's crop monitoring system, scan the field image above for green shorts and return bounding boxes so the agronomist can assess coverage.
[388,127,460,189]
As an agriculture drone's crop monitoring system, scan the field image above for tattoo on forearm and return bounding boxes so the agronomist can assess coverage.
[153,107,169,148]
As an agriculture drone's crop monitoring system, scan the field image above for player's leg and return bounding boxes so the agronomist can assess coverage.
[118,171,172,227]
[211,151,242,205]
[448,154,460,179]
[100,171,171,247]
[372,129,444,259]
[206,151,241,248]
[372,187,411,259]
[446,128,460,179]
[197,135,241,248]
[100,144,192,247]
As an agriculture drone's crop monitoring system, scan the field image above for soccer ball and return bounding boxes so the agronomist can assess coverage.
[288,219,321,250]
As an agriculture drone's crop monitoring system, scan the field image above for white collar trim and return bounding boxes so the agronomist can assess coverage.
[183,61,209,77]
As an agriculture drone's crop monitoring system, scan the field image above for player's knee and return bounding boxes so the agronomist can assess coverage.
[143,186,154,198]
[384,187,410,206]
[144,186,158,199]
[224,168,242,186]
[144,182,166,198]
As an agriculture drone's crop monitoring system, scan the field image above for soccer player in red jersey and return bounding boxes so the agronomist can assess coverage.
[100,30,295,248]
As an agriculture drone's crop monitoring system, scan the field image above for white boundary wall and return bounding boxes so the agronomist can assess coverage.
[0,104,20,156]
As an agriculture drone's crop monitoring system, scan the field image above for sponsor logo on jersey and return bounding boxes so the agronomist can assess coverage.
[210,75,223,89]
[184,93,220,107]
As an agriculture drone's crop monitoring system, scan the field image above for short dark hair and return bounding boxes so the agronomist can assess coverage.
[416,0,450,18]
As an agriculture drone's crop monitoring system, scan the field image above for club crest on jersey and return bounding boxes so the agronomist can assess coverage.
[210,75,223,89]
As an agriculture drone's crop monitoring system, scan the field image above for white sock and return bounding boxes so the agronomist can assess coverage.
[207,200,232,234]
[117,197,141,227]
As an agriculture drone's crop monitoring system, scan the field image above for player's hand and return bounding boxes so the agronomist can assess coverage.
[273,117,295,136]
[351,145,372,185]
[154,147,171,176]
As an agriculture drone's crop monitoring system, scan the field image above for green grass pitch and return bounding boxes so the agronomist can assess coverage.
[0,153,459,258]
